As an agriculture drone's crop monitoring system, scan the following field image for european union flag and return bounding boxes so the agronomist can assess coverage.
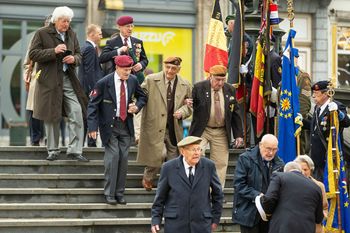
[324,134,350,233]
[277,29,301,163]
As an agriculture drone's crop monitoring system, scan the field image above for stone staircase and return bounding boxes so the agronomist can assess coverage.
[0,146,244,233]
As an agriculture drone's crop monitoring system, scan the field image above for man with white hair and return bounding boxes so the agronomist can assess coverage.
[232,134,284,233]
[29,6,88,162]
[255,161,324,233]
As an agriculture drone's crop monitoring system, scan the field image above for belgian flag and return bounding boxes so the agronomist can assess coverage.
[203,0,228,73]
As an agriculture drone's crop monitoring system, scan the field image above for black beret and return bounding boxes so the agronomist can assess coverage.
[311,80,329,91]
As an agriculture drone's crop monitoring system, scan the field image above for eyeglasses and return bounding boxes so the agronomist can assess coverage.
[185,147,202,153]
[263,145,278,153]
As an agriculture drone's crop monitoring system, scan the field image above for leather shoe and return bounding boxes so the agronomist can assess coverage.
[116,196,127,205]
[105,196,117,205]
[46,152,59,161]
[67,153,89,162]
[142,179,153,191]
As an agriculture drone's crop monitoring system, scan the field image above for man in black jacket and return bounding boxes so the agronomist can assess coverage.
[99,15,148,81]
[303,80,350,181]
[255,161,323,233]
[232,134,284,233]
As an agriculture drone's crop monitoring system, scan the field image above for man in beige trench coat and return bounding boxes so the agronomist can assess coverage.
[137,57,192,191]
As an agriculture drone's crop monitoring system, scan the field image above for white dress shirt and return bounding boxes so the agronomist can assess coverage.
[183,157,195,177]
[114,72,128,117]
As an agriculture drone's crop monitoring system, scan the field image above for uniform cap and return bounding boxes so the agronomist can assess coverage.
[311,80,329,91]
[116,16,133,26]
[209,65,227,76]
[225,14,235,24]
[177,136,202,148]
[114,55,134,67]
[163,57,182,66]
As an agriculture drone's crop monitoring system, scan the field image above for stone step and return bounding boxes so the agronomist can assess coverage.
[0,188,234,204]
[0,147,243,161]
[0,173,235,188]
[0,217,239,233]
[0,202,234,218]
[0,159,237,174]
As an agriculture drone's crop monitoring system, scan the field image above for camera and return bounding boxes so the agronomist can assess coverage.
[63,49,72,57]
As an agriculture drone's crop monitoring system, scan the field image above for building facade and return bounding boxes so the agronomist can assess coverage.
[0,0,348,136]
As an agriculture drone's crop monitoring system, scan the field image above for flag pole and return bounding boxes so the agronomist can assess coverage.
[264,0,271,134]
[328,81,342,233]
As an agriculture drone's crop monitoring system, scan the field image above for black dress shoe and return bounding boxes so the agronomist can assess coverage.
[46,152,59,161]
[116,196,127,205]
[105,196,117,205]
[67,153,89,162]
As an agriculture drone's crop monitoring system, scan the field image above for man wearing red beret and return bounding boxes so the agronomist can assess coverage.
[87,55,147,205]
[100,15,148,83]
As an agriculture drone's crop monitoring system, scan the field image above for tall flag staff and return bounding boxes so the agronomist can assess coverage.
[227,0,246,146]
[204,0,228,75]
[264,0,272,134]
[324,75,350,233]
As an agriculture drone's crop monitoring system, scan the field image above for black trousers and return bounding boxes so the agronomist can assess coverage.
[240,219,269,233]
[28,110,44,144]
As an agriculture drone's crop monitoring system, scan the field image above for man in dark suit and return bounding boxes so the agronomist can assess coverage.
[255,161,324,233]
[87,55,147,205]
[189,65,243,189]
[78,24,103,147]
[151,136,223,233]
[303,80,350,181]
[99,15,148,82]
[232,134,284,233]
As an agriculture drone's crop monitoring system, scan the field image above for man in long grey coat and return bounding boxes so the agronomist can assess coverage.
[137,57,192,191]
[151,136,223,233]
[29,6,88,161]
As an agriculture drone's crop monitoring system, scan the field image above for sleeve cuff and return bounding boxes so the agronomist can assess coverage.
[255,195,268,222]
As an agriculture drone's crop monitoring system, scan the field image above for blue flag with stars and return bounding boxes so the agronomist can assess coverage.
[324,134,350,233]
[277,29,301,163]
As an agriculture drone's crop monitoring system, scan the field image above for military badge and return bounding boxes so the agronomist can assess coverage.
[90,89,98,97]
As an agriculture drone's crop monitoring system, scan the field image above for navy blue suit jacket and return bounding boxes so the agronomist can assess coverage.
[99,35,148,75]
[151,156,223,233]
[78,41,103,95]
[87,73,147,145]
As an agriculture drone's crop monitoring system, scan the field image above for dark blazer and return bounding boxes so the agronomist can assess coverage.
[78,41,103,95]
[151,156,223,233]
[99,35,148,75]
[260,171,324,233]
[189,80,243,144]
[270,49,282,89]
[303,100,350,168]
[87,73,147,145]
[232,146,284,227]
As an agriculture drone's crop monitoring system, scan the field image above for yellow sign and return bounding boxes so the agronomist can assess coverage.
[132,27,193,83]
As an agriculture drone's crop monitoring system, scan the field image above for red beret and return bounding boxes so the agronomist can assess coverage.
[114,55,134,67]
[116,16,133,26]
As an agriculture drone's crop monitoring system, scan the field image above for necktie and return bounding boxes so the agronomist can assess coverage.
[124,37,128,46]
[167,81,172,109]
[189,166,194,185]
[214,91,223,124]
[59,33,68,72]
[120,80,127,121]
[316,107,321,117]
[263,160,270,180]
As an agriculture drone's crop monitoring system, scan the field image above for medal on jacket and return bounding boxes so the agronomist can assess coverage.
[321,116,327,131]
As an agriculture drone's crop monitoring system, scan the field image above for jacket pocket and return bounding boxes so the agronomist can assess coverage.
[103,99,113,103]
[203,212,213,218]
[164,212,177,219]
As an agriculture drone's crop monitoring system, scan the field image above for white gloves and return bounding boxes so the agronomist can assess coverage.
[239,64,248,74]
[328,102,338,112]
[296,113,303,122]
[270,87,278,103]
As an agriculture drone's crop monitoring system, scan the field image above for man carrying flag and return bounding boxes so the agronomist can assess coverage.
[277,29,301,163]
[203,0,228,73]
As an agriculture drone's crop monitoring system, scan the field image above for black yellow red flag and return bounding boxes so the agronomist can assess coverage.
[204,0,228,73]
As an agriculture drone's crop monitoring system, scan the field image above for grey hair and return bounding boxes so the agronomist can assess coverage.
[294,155,315,172]
[284,161,302,172]
[51,6,74,23]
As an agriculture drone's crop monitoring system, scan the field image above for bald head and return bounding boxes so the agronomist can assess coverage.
[259,134,278,161]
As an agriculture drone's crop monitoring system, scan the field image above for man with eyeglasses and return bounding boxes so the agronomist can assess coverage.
[151,136,223,233]
[100,15,148,80]
[137,57,192,191]
[189,64,243,189]
[232,134,284,233]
